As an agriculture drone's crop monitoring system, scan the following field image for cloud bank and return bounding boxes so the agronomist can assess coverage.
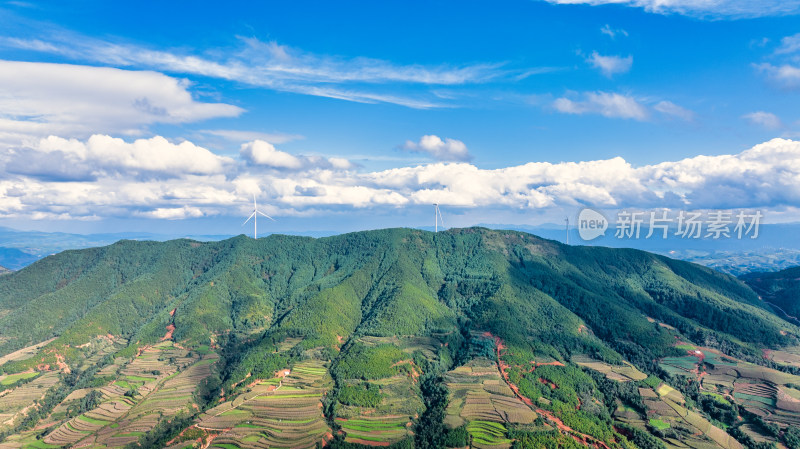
[3,135,800,220]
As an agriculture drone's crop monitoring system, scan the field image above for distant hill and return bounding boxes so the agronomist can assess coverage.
[0,228,798,449]
[4,222,800,274]
[480,222,800,275]
[0,265,10,275]
[0,225,332,269]
[0,247,39,271]
[741,266,800,326]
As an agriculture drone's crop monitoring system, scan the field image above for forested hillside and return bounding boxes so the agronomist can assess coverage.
[0,228,798,449]
[742,266,800,326]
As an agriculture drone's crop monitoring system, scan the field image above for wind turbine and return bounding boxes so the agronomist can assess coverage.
[434,203,444,232]
[243,194,275,239]
[564,217,569,245]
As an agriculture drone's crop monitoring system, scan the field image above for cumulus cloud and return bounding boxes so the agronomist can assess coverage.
[586,52,633,77]
[3,135,233,181]
[637,138,800,208]
[553,92,649,120]
[539,0,800,19]
[4,135,800,221]
[0,60,242,143]
[240,140,354,170]
[240,140,303,169]
[742,111,783,129]
[401,135,472,161]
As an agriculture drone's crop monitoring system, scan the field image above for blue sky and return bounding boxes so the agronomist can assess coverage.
[1,0,800,235]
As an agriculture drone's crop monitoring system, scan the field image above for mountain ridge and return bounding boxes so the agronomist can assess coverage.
[0,227,798,449]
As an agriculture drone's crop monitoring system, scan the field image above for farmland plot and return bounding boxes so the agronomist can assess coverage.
[658,344,800,429]
[337,416,411,446]
[0,339,55,367]
[572,355,647,382]
[39,342,212,448]
[199,359,332,449]
[333,336,433,445]
[444,359,536,449]
[638,383,743,449]
[0,372,59,431]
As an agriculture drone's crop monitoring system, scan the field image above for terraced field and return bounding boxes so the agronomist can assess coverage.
[467,420,512,449]
[337,416,411,446]
[579,352,738,449]
[0,372,60,431]
[765,346,800,368]
[444,359,536,449]
[619,382,743,449]
[332,336,432,445]
[199,359,332,449]
[571,355,647,382]
[660,344,800,429]
[25,342,214,449]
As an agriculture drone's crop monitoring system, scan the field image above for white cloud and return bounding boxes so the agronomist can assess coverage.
[540,0,800,19]
[775,32,800,55]
[240,140,354,170]
[637,138,800,208]
[1,34,513,109]
[755,63,800,89]
[140,206,206,220]
[0,60,243,143]
[742,111,783,129]
[401,135,472,162]
[586,52,633,77]
[654,101,695,121]
[553,91,649,120]
[600,24,628,38]
[552,92,693,122]
[4,135,800,221]
[3,134,233,181]
[240,140,303,169]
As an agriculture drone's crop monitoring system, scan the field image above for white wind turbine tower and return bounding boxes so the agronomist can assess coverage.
[243,194,275,239]
[565,217,569,245]
[434,203,445,232]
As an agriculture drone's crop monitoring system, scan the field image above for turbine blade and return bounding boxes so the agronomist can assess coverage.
[437,207,444,228]
[257,210,276,221]
[243,212,255,225]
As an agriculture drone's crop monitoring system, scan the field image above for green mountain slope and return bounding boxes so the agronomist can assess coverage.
[741,266,800,326]
[0,228,797,449]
